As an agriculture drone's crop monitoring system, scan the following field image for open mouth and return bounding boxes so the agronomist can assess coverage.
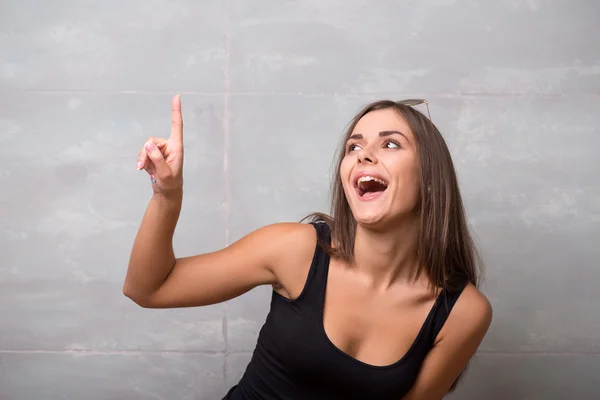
[355,175,389,198]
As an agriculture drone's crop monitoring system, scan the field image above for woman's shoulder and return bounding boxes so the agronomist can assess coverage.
[258,221,319,248]
[457,283,492,319]
[253,221,320,267]
[256,221,322,299]
[241,221,317,244]
[440,283,493,344]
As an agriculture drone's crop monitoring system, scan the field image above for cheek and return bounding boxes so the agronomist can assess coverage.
[391,162,421,201]
[406,172,421,205]
[339,158,353,188]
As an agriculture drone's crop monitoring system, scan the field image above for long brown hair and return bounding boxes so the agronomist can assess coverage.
[305,99,483,390]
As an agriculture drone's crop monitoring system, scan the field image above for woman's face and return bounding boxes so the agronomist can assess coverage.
[340,108,421,229]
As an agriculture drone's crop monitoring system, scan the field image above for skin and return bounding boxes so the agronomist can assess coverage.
[124,96,492,399]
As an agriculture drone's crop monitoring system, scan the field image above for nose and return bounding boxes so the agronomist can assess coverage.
[358,148,377,164]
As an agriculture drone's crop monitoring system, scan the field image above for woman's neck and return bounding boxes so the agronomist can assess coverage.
[352,216,423,290]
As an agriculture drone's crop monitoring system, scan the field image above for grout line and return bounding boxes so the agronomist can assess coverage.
[221,0,231,385]
[2,349,599,356]
[1,90,599,98]
[222,315,229,381]
[222,1,231,248]
[0,349,254,355]
[0,90,224,94]
[477,351,600,356]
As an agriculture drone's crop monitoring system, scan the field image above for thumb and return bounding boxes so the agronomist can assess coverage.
[144,141,170,178]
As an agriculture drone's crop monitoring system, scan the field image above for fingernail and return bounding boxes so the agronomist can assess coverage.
[145,142,155,151]
[136,161,142,170]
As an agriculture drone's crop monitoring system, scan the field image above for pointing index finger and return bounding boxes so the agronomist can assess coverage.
[170,95,183,143]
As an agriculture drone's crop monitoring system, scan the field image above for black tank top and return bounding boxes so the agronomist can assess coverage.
[224,221,466,400]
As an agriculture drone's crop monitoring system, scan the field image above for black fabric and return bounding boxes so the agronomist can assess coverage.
[224,221,466,400]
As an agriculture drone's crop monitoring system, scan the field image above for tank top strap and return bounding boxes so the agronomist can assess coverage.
[297,221,332,304]
[426,281,468,344]
[311,220,332,251]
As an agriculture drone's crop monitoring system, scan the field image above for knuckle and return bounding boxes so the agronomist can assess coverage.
[156,170,172,181]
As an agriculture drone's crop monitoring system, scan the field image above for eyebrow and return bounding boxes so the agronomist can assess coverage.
[348,130,409,141]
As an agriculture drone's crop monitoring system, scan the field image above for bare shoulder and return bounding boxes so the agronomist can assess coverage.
[266,222,320,298]
[265,221,317,250]
[255,222,317,262]
[455,283,493,325]
[440,283,493,343]
[243,221,318,273]
[233,221,315,255]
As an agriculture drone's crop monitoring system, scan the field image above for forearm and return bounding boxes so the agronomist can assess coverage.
[124,191,183,303]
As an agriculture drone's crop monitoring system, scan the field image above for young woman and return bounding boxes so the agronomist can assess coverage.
[124,95,492,400]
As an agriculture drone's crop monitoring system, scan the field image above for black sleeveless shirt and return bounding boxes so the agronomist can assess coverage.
[224,221,466,400]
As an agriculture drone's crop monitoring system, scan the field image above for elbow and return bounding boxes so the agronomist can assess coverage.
[122,282,154,308]
[122,283,141,305]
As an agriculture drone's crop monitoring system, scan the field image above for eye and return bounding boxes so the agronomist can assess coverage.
[384,139,401,149]
[347,143,361,152]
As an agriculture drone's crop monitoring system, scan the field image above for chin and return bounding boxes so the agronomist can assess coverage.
[345,189,390,228]
[352,208,390,229]
[350,200,417,231]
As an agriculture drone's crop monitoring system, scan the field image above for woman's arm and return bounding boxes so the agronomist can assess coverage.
[123,95,314,308]
[124,218,311,308]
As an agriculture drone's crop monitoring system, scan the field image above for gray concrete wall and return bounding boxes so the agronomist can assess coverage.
[1,1,599,399]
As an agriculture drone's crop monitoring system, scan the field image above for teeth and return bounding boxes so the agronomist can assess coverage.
[357,176,388,186]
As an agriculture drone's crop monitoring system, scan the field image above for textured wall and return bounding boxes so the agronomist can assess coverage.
[1,1,599,399]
